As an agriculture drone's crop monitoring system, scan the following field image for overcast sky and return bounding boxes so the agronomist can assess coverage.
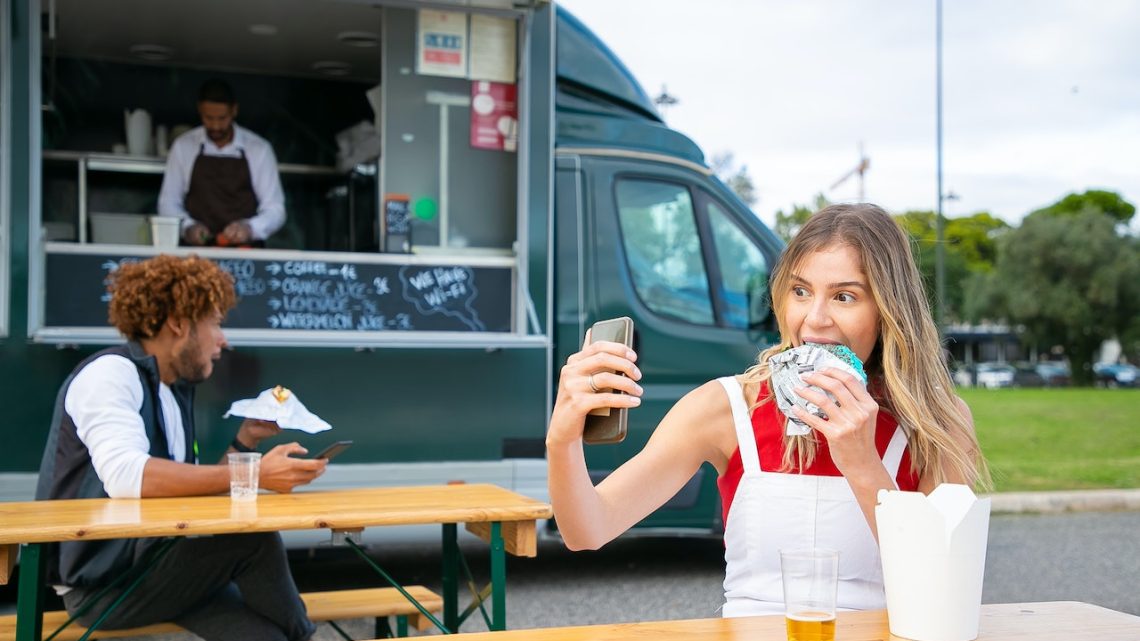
[557,0,1140,229]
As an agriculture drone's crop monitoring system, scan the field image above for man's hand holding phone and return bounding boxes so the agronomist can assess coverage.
[259,443,327,493]
[312,440,353,461]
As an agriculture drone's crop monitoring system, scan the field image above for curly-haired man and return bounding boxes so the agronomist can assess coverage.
[36,254,325,641]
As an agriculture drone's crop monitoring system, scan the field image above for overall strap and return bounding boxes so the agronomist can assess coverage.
[881,426,908,485]
[717,377,761,475]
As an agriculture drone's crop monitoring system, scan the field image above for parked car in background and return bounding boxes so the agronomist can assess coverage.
[976,362,1016,388]
[952,362,1016,388]
[1093,363,1139,388]
[1012,363,1046,387]
[1035,361,1071,387]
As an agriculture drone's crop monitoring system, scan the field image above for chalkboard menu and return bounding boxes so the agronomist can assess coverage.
[45,252,513,334]
[384,197,411,236]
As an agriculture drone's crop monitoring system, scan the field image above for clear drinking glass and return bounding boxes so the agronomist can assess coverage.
[780,548,839,641]
[227,452,261,501]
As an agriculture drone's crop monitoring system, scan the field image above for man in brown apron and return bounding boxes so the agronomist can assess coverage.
[158,79,285,247]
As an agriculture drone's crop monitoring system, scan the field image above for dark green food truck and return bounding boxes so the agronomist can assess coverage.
[0,0,783,542]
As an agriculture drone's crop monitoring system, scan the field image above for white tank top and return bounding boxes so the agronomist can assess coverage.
[717,376,907,617]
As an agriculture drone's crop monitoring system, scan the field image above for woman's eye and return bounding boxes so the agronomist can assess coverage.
[836,292,856,303]
[792,286,809,297]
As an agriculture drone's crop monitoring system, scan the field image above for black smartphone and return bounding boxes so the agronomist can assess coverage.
[312,440,353,461]
[583,317,634,445]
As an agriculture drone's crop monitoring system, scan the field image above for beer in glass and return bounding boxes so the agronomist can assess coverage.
[780,548,839,641]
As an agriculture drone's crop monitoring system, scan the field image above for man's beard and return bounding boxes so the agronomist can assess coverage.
[206,127,231,143]
[175,326,211,383]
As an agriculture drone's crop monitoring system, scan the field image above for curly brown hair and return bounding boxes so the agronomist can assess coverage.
[107,254,236,340]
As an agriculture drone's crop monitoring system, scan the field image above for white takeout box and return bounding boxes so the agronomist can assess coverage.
[876,484,991,641]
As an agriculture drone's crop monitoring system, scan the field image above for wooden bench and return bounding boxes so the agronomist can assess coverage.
[0,585,444,640]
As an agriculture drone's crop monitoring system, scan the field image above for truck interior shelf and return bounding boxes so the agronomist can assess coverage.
[43,150,342,177]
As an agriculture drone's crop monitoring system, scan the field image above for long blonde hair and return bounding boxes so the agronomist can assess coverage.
[741,203,990,489]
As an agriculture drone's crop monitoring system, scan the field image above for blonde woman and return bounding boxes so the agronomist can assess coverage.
[546,203,989,616]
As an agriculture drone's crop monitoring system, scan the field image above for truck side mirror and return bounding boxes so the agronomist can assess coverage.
[745,276,780,347]
[746,276,772,330]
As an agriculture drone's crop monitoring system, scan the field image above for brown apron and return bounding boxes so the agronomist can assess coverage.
[184,144,259,237]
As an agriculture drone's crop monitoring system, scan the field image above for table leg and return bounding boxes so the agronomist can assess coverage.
[490,522,506,631]
[15,543,45,641]
[442,523,458,633]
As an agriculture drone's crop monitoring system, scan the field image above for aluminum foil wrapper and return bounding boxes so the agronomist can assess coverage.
[769,344,867,436]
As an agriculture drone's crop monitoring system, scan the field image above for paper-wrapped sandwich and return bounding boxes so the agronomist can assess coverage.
[271,385,291,403]
[769,343,868,436]
[224,385,331,434]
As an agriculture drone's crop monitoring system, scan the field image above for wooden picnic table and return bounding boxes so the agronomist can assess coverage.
[0,483,553,641]
[430,601,1140,640]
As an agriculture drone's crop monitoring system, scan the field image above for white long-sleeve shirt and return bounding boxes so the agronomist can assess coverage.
[158,124,286,240]
[64,355,186,499]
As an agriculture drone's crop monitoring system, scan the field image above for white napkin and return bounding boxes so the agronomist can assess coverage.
[224,388,332,434]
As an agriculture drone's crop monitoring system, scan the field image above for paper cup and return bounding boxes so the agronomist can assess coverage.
[149,216,181,248]
[227,452,261,501]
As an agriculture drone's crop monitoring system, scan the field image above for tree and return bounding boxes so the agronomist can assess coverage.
[895,210,1008,322]
[710,151,757,208]
[944,212,1010,272]
[1028,189,1135,224]
[774,193,830,243]
[1116,235,1140,364]
[965,211,1140,385]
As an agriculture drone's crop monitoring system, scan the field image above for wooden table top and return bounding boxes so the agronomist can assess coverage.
[442,602,1140,641]
[0,484,553,545]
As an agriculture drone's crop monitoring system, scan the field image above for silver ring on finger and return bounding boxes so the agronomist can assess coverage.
[588,373,600,393]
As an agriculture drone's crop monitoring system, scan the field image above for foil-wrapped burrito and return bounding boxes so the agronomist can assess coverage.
[769,343,867,436]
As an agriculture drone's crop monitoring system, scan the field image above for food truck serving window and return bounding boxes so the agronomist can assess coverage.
[29,0,544,347]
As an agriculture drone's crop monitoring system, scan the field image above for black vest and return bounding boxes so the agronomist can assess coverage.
[35,342,196,587]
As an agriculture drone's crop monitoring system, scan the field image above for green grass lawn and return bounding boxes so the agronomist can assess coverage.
[960,388,1140,492]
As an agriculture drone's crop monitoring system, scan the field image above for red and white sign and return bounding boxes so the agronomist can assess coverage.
[417,10,467,78]
[470,81,518,152]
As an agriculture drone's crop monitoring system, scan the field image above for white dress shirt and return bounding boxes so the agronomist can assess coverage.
[64,354,186,499]
[158,124,286,240]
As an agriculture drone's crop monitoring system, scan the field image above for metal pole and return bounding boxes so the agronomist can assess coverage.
[15,544,45,641]
[490,522,506,631]
[442,522,459,632]
[935,0,946,333]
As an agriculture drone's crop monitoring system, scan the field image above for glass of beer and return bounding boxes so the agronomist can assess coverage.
[780,548,838,641]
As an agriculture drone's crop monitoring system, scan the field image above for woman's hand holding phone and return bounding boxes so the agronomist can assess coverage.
[547,318,643,448]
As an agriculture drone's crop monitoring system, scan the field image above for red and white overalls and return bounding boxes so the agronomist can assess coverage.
[716,377,918,617]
